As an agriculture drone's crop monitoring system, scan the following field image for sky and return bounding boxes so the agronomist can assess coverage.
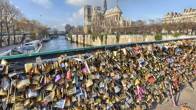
[10,0,196,31]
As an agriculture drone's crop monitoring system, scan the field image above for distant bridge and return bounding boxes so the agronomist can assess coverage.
[48,31,66,36]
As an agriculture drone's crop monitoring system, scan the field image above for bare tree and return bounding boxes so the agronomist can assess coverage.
[0,0,5,47]
[0,0,22,46]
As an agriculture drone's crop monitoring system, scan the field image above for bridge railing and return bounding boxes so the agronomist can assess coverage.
[0,37,196,63]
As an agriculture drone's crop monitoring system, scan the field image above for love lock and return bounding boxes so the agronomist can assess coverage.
[16,79,30,89]
[42,91,55,104]
[1,76,11,91]
[0,64,4,72]
[114,86,121,94]
[26,89,38,98]
[0,89,7,97]
[24,63,33,73]
[53,99,66,109]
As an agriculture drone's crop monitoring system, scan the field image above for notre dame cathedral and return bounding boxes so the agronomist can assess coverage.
[84,0,131,34]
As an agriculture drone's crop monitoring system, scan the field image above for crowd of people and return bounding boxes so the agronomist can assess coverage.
[0,40,195,110]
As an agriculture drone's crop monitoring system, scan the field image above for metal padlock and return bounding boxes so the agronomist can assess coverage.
[26,89,38,98]
[53,99,65,109]
[0,64,4,72]
[24,63,33,73]
[16,79,30,89]
[1,76,11,91]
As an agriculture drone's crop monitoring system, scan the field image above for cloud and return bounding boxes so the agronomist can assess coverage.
[49,8,84,30]
[31,0,52,8]
[66,0,83,6]
[68,7,84,25]
[65,0,103,7]
[65,0,115,10]
[72,7,84,19]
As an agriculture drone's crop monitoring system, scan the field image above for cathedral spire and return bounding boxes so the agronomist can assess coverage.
[116,0,119,7]
[103,0,107,13]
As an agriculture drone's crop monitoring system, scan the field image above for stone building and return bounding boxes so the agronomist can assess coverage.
[84,0,131,34]
[163,8,196,24]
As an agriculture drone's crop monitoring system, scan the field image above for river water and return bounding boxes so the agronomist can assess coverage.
[0,36,89,54]
[40,36,89,52]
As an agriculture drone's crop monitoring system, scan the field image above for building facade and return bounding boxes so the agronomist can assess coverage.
[163,8,196,24]
[84,0,131,34]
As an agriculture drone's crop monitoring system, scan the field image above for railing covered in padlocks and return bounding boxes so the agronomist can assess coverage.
[0,38,196,109]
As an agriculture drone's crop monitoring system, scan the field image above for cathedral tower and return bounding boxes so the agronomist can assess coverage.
[103,0,107,13]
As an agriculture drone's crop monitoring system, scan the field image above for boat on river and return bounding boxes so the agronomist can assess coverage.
[41,37,51,43]
[0,40,42,56]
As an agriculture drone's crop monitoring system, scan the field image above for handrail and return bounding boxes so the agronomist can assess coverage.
[0,37,196,63]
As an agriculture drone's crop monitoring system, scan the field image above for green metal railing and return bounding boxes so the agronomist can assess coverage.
[0,37,196,63]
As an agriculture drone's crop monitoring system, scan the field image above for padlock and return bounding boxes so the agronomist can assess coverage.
[45,83,55,91]
[1,59,8,66]
[44,75,52,85]
[121,48,127,55]
[42,91,55,104]
[65,97,71,107]
[180,103,192,110]
[86,79,93,88]
[32,75,41,84]
[67,87,77,96]
[44,63,52,73]
[0,64,4,72]
[1,76,11,91]
[113,51,117,57]
[25,63,33,73]
[114,86,121,94]
[53,61,60,69]
[0,89,7,96]
[26,89,38,98]
[55,88,62,100]
[54,74,61,82]
[53,99,65,109]
[66,69,72,80]
[36,93,43,102]
[135,79,140,86]
[33,64,41,74]
[16,79,30,89]
[146,75,156,84]
[24,99,31,107]
[14,103,25,110]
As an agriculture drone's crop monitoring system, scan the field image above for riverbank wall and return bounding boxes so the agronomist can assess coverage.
[1,34,32,47]
[69,34,155,46]
[68,34,195,46]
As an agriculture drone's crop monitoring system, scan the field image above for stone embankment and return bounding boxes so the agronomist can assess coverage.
[69,34,195,46]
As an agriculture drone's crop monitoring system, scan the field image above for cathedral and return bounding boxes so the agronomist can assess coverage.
[84,0,131,34]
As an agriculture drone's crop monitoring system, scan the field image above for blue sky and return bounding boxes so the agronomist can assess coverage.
[10,0,196,30]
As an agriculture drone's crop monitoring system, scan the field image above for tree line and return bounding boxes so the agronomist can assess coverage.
[111,20,196,35]
[0,0,49,47]
[66,18,196,36]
